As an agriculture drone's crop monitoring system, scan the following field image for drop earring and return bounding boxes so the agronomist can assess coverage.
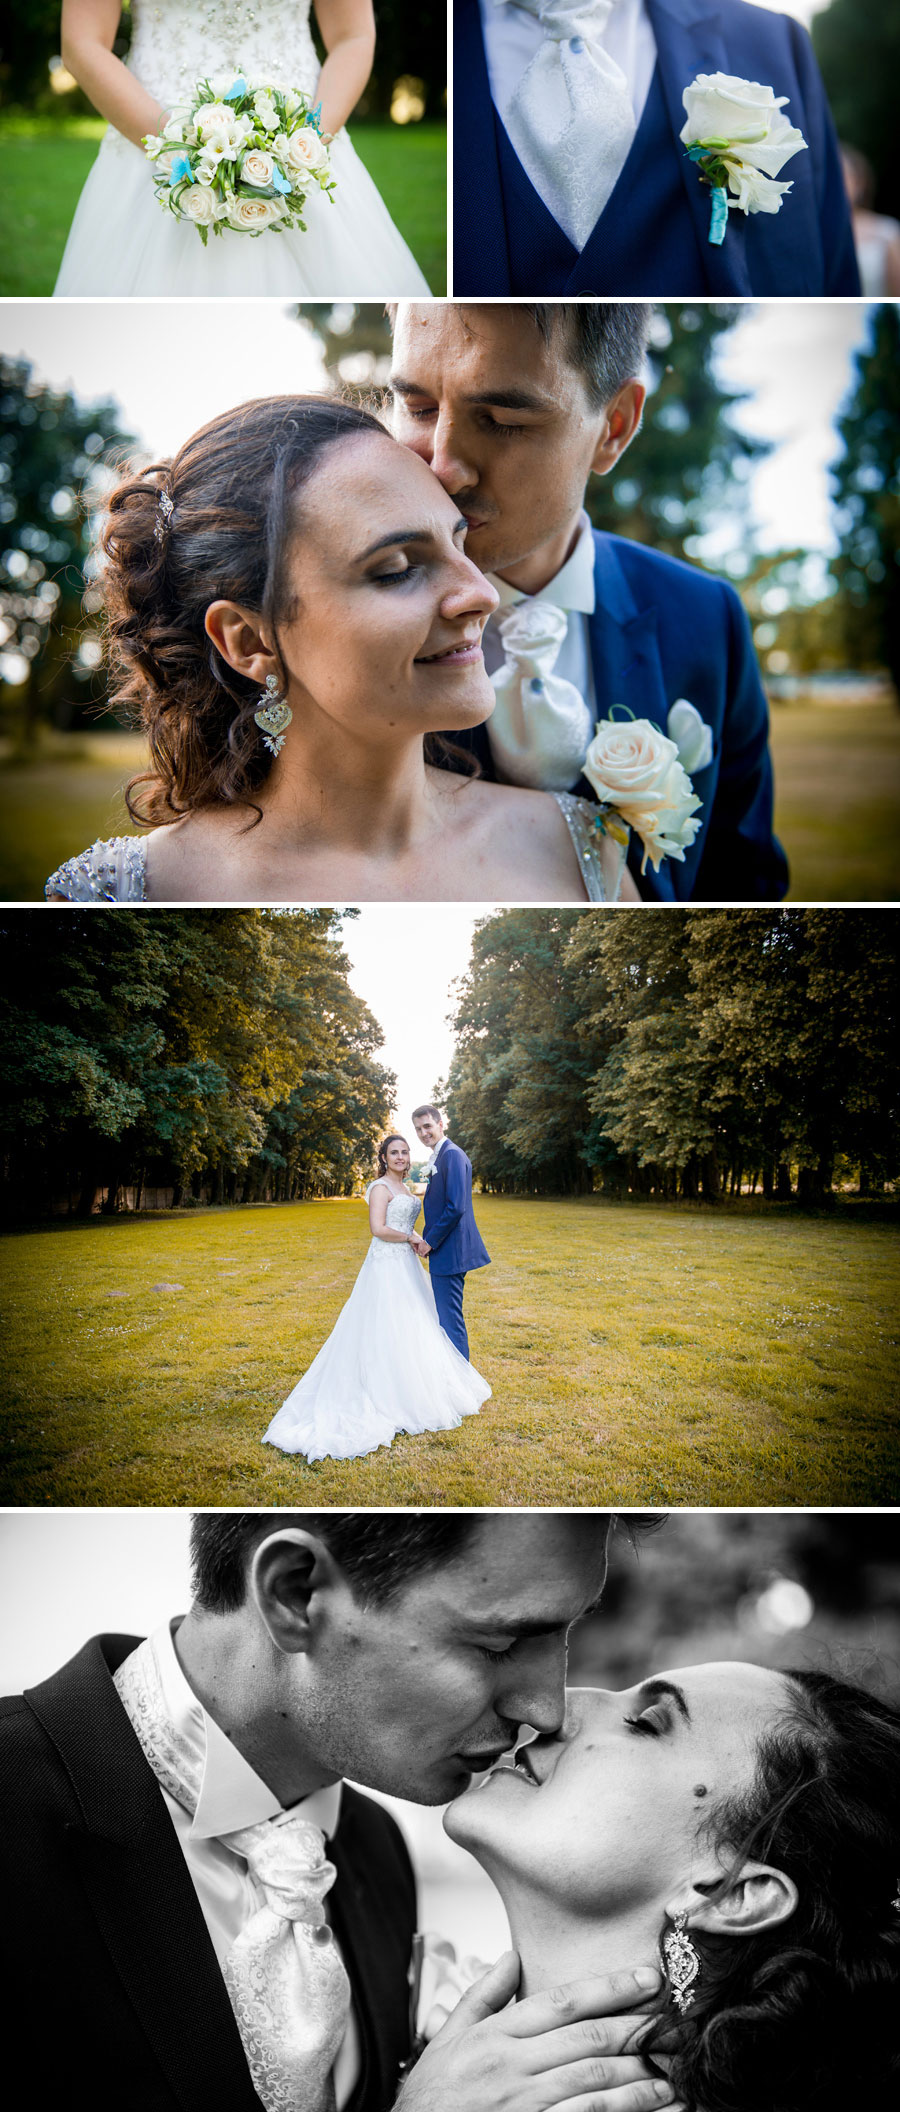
[254,671,292,757]
[661,1911,701,2013]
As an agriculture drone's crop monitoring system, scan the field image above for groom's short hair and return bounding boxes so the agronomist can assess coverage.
[387,303,652,412]
[190,1512,478,1613]
[411,1103,442,1122]
[190,1511,662,1615]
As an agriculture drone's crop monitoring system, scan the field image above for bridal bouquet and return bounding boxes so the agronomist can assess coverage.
[582,708,705,875]
[143,76,335,242]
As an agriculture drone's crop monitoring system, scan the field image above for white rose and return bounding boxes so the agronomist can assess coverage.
[583,717,703,873]
[241,148,276,188]
[195,101,234,137]
[179,184,218,226]
[680,72,807,182]
[227,194,286,231]
[281,126,328,178]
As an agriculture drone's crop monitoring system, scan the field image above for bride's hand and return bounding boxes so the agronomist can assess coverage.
[396,1953,681,2112]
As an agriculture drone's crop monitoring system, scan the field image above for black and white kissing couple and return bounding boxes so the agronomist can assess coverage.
[4,1512,897,2112]
[263,1107,491,1461]
[47,302,787,908]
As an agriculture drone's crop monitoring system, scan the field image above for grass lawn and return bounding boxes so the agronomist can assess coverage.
[4,695,899,901]
[0,114,445,295]
[2,1196,897,1507]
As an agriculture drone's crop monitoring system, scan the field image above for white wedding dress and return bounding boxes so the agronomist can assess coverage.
[262,1186,491,1460]
[54,0,431,295]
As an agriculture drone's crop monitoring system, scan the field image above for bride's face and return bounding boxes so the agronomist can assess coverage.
[445,1663,789,1920]
[276,431,499,739]
[385,1141,410,1176]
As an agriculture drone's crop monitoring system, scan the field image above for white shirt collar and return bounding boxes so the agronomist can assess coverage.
[488,510,596,616]
[156,1618,343,1844]
[426,1134,448,1168]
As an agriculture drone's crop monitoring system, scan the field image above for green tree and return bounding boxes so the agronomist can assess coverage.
[0,356,132,747]
[827,304,900,696]
[813,0,900,218]
[587,305,767,568]
[294,306,393,395]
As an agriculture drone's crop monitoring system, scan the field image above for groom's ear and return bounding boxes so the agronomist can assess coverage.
[249,1528,346,1655]
[590,379,645,478]
[205,598,278,690]
[665,1860,799,1942]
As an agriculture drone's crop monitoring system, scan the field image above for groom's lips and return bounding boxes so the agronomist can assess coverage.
[457,1743,515,1772]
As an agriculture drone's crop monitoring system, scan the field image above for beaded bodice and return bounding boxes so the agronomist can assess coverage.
[124,0,318,109]
[554,793,619,901]
[367,1185,421,1262]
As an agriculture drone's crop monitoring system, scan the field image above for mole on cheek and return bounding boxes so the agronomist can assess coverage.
[693,1784,708,1799]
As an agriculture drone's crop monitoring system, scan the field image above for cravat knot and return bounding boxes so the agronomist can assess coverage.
[225,1812,339,1928]
[490,598,593,791]
[500,0,614,47]
[495,599,569,676]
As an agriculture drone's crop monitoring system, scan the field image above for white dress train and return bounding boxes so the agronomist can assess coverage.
[262,1187,491,1461]
[54,0,431,296]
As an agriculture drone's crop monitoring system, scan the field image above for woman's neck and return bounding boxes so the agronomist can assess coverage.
[257,714,440,858]
[506,1893,663,2000]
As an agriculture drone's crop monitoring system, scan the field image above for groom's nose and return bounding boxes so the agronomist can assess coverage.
[495,1632,569,1736]
[428,410,480,498]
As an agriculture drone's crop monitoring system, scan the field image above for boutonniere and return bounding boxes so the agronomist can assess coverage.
[679,72,807,245]
[582,706,706,875]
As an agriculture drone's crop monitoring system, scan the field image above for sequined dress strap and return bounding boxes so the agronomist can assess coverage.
[554,793,626,902]
[45,836,148,903]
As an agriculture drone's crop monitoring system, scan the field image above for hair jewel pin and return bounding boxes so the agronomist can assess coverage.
[154,488,174,545]
[661,1911,701,2013]
[254,671,292,757]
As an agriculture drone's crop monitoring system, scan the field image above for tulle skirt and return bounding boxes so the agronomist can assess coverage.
[262,1243,490,1461]
[54,124,431,296]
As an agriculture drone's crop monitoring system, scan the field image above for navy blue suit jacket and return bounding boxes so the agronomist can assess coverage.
[423,1139,491,1276]
[453,0,859,295]
[443,530,788,903]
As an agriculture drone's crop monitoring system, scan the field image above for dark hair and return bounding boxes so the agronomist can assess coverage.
[645,1668,900,2112]
[376,1134,409,1177]
[98,395,472,827]
[411,1103,442,1123]
[387,303,652,411]
[188,1510,658,1614]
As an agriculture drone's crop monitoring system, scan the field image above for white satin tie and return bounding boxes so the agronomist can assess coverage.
[499,0,637,249]
[115,1637,351,2112]
[490,601,594,790]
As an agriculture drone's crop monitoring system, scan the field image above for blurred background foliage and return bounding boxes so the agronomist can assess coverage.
[813,0,900,220]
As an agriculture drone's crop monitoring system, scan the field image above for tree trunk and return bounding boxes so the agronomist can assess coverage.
[775,1161,793,1201]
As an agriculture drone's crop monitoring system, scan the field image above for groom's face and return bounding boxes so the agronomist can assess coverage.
[390,304,642,591]
[299,1516,611,1803]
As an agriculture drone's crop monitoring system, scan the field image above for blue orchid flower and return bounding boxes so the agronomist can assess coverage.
[169,152,194,187]
[305,102,323,133]
[272,166,292,194]
[224,77,248,101]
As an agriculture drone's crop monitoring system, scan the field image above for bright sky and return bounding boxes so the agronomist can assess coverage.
[341,906,481,1131]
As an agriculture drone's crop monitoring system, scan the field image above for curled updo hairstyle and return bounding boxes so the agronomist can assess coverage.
[376,1135,409,1178]
[643,1668,900,2111]
[98,395,389,826]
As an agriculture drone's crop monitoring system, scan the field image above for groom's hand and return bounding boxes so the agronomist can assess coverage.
[418,1241,432,1256]
[396,1953,682,2112]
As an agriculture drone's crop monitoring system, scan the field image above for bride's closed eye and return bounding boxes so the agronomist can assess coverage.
[623,1702,673,1736]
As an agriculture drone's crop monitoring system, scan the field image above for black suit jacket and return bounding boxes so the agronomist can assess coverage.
[0,1634,417,2111]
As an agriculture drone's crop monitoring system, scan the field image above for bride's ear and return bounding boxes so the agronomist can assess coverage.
[205,597,278,690]
[666,1862,799,1941]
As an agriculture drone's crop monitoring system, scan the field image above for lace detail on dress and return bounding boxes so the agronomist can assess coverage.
[366,1185,422,1265]
[125,0,317,110]
[554,793,628,902]
[45,836,148,903]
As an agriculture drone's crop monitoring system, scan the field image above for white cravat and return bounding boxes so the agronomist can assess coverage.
[114,1621,360,2111]
[483,513,597,791]
[480,0,656,248]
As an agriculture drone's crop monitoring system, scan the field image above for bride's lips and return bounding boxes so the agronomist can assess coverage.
[482,1742,541,1787]
[415,636,484,669]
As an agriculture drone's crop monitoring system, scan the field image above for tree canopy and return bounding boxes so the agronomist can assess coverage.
[0,909,395,1219]
[446,909,899,1205]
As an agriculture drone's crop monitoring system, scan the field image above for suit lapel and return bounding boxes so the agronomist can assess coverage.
[453,0,513,293]
[588,536,668,731]
[27,1636,262,2112]
[646,0,755,295]
[329,1793,413,2112]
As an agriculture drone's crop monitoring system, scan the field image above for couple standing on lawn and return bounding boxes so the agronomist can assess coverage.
[262,1105,491,1461]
